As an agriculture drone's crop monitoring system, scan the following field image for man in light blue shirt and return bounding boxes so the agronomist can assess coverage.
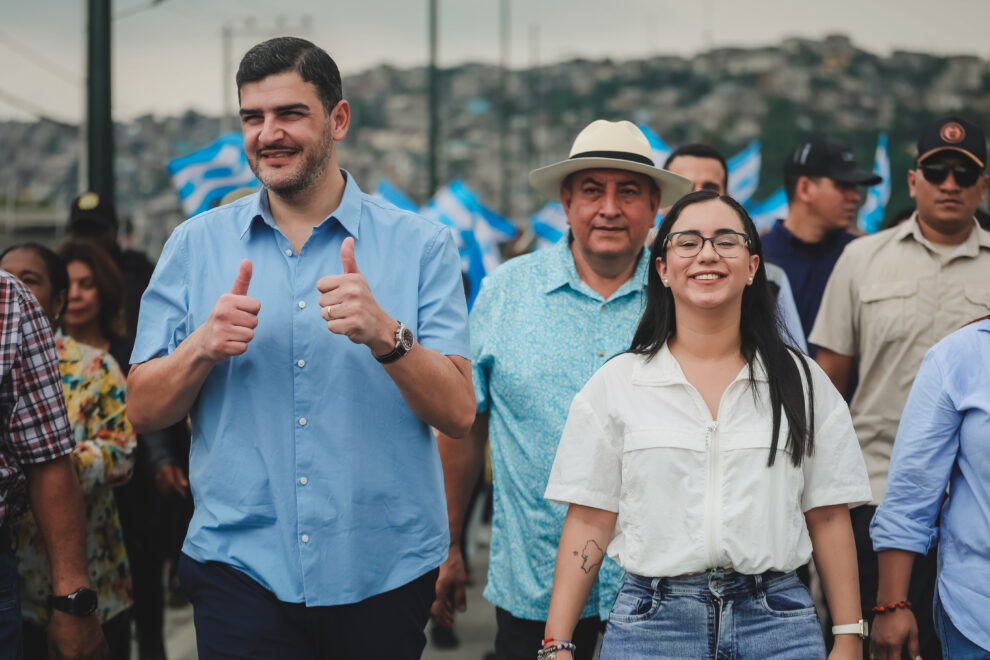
[870,317,990,658]
[432,120,691,660]
[127,37,474,660]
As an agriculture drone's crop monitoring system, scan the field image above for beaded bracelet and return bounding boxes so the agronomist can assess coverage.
[537,641,577,658]
[872,600,911,614]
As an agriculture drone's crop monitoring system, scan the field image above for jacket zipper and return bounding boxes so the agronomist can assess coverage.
[705,420,721,568]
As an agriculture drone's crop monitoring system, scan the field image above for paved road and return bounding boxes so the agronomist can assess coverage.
[162,526,498,660]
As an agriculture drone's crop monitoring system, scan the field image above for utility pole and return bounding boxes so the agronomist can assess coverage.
[87,0,113,199]
[498,0,510,217]
[428,0,439,198]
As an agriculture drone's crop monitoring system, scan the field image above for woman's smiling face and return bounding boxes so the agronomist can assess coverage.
[656,198,759,312]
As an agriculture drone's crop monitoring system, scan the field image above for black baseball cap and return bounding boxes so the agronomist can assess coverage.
[784,136,882,186]
[916,116,986,169]
[68,192,118,235]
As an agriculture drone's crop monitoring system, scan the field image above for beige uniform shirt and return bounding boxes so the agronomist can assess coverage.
[809,215,990,504]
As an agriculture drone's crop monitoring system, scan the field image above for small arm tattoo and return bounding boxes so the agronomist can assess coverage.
[571,539,605,574]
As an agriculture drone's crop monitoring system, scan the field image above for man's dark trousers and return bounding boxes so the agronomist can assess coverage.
[851,505,942,660]
[179,554,437,659]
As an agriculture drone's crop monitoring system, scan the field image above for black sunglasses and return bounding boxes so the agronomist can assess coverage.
[919,163,983,188]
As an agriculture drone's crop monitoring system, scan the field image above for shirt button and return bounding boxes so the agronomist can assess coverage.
[296,359,306,368]
[298,300,307,309]
[601,304,607,310]
[597,351,605,357]
[299,477,308,485]
[299,417,307,426]
[285,248,293,256]
[301,534,310,543]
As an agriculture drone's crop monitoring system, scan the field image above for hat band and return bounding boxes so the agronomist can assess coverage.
[569,150,654,166]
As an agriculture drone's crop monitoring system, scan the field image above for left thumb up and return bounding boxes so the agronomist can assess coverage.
[341,237,360,275]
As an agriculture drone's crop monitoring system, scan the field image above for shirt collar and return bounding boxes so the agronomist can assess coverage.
[632,342,770,386]
[238,169,363,240]
[898,212,989,258]
[541,232,651,299]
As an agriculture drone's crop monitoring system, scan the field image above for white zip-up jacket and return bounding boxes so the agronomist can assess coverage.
[545,344,871,577]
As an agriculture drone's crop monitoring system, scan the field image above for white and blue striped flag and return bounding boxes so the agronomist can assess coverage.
[531,202,568,249]
[167,133,258,217]
[421,180,516,307]
[374,180,420,212]
[858,134,891,234]
[728,140,762,205]
[636,124,672,166]
[745,187,789,233]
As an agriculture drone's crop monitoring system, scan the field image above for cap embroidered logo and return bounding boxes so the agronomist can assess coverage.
[940,122,966,144]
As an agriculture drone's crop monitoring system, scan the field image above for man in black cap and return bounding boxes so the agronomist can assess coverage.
[811,116,990,659]
[761,137,882,349]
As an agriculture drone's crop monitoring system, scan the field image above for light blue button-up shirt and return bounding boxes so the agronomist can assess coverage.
[871,319,990,651]
[472,236,648,621]
[131,172,469,606]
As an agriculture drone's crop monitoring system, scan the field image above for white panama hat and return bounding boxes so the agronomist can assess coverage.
[528,119,692,204]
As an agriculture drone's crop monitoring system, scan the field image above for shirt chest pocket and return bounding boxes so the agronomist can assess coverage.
[859,280,918,344]
[964,284,990,319]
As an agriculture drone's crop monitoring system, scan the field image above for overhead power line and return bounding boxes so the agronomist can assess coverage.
[0,27,81,86]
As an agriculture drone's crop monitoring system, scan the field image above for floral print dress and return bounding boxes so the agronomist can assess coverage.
[15,333,136,626]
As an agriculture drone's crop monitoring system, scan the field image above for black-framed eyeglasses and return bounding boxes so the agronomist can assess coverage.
[663,230,751,258]
[920,163,983,188]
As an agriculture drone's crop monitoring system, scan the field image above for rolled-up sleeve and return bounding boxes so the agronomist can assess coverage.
[130,227,191,364]
[415,226,470,359]
[871,351,959,554]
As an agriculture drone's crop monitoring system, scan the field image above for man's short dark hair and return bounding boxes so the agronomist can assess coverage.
[236,37,342,114]
[663,144,729,192]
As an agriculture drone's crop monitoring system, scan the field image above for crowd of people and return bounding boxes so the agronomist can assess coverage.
[1,35,988,660]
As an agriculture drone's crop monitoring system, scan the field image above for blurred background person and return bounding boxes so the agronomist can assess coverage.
[812,116,990,660]
[56,239,190,660]
[1,243,136,660]
[870,315,990,659]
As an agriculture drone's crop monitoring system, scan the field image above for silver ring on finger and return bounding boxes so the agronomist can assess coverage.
[325,305,334,320]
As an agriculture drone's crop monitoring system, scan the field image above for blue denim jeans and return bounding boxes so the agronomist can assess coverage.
[600,569,825,659]
[0,548,22,660]
[934,598,990,659]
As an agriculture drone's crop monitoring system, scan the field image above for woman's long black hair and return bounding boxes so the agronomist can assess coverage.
[629,190,815,467]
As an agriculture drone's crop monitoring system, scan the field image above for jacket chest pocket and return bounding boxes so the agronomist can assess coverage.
[859,280,918,344]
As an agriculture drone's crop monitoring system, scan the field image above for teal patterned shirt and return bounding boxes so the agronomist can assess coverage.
[472,235,649,620]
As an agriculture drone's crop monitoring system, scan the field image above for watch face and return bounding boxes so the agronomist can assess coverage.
[69,588,98,615]
[399,325,414,351]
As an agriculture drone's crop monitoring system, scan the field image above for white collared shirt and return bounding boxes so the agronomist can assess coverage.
[545,344,871,577]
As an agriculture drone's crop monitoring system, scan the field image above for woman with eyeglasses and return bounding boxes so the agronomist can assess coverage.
[0,243,135,660]
[540,191,871,659]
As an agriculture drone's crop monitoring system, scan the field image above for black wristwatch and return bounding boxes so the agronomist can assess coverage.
[374,322,415,364]
[48,587,98,617]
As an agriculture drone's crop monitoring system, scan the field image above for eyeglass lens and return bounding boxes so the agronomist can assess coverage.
[669,232,748,257]
[921,163,982,188]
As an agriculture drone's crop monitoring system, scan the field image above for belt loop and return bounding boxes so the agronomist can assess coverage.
[752,571,765,598]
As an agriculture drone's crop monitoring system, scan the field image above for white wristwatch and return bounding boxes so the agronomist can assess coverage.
[832,620,868,639]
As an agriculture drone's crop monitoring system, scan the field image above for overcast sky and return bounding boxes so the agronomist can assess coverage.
[2,0,989,123]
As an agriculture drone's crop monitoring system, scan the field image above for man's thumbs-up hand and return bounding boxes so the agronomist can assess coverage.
[197,259,262,362]
[317,237,397,355]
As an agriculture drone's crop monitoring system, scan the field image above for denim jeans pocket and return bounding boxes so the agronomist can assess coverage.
[609,577,661,624]
[759,580,817,618]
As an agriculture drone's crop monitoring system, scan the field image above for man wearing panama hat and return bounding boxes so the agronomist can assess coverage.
[433,120,690,659]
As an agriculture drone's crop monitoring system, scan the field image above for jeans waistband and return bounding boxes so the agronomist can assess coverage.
[625,568,799,598]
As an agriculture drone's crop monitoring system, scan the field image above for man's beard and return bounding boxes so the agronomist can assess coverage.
[249,125,335,199]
